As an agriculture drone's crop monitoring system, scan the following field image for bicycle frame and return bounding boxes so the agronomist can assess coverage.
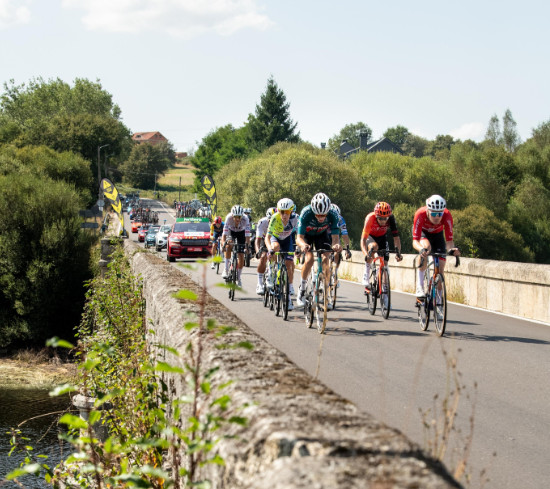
[224,241,246,301]
[303,248,333,334]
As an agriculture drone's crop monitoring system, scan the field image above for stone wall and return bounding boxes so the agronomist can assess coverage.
[123,239,462,488]
[333,251,550,324]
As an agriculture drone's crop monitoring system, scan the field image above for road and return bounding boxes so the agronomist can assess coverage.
[127,199,550,489]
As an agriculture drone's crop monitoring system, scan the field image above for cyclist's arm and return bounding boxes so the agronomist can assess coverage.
[296,233,308,251]
[331,233,342,252]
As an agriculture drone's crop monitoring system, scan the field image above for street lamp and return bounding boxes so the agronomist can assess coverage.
[97,144,110,186]
[104,153,115,179]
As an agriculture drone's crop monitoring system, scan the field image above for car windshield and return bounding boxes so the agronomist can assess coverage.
[173,222,210,233]
[147,227,160,235]
[160,225,171,233]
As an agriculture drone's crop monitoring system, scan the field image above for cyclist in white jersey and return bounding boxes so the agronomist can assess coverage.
[254,207,275,295]
[221,205,251,287]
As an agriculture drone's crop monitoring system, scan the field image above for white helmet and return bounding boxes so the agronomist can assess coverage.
[277,198,294,212]
[266,207,276,219]
[231,204,244,217]
[330,203,341,215]
[311,193,331,215]
[244,207,252,214]
[426,195,446,212]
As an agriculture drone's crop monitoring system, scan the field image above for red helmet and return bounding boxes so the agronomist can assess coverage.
[374,202,392,218]
[215,216,222,225]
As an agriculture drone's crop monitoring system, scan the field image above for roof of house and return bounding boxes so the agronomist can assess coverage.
[132,131,167,143]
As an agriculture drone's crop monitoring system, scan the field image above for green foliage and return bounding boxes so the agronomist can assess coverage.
[8,251,250,488]
[246,76,300,152]
[215,142,367,244]
[121,142,175,189]
[383,125,410,149]
[0,165,93,348]
[190,124,251,190]
[453,205,534,261]
[327,122,372,153]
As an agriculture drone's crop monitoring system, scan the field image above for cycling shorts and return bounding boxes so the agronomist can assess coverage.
[304,230,332,251]
[212,230,222,241]
[419,230,446,258]
[270,234,294,260]
[229,230,246,248]
[366,235,390,260]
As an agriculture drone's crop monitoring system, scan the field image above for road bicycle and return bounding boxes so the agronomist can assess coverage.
[416,251,460,336]
[302,248,334,334]
[327,252,339,311]
[224,240,246,301]
[264,250,295,320]
[365,249,401,319]
[212,236,222,274]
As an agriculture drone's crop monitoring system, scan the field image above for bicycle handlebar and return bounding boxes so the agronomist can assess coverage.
[419,250,460,268]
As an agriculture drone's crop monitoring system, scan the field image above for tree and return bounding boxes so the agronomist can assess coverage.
[424,134,456,159]
[402,133,429,157]
[327,122,372,153]
[502,108,520,152]
[121,142,175,189]
[190,125,250,189]
[485,114,501,146]
[246,77,300,152]
[383,125,410,149]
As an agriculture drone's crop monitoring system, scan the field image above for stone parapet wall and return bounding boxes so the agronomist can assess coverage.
[123,240,461,488]
[331,252,550,324]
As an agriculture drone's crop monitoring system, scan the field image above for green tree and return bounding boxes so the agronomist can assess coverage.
[190,125,250,189]
[383,125,410,149]
[214,142,367,244]
[425,134,456,160]
[502,108,520,152]
[402,133,429,157]
[121,142,175,189]
[484,114,501,146]
[246,77,300,152]
[327,122,372,153]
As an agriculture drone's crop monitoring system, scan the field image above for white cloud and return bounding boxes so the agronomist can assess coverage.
[0,0,31,28]
[449,122,485,141]
[62,0,273,38]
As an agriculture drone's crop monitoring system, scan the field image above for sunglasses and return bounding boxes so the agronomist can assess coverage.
[377,216,389,221]
[280,209,291,215]
[430,212,444,217]
[315,213,327,218]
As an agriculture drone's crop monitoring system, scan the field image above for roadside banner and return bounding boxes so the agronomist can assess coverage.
[200,174,217,216]
[101,178,124,232]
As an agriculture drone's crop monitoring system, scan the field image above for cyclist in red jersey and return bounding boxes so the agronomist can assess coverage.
[412,194,460,300]
[360,202,402,294]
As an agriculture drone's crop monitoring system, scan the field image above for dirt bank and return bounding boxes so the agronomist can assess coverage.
[0,358,77,389]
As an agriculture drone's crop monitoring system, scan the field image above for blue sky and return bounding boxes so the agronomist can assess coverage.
[1,0,549,152]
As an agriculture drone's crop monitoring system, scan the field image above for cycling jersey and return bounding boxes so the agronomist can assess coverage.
[210,222,224,237]
[362,213,399,239]
[412,206,453,241]
[334,214,349,236]
[255,217,270,240]
[297,205,340,236]
[223,214,251,237]
[267,211,298,241]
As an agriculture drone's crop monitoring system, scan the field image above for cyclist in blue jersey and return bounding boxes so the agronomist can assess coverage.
[295,193,342,306]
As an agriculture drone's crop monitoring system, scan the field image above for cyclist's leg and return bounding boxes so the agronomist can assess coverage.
[415,231,432,298]
[234,230,246,285]
[278,235,294,308]
[297,235,315,305]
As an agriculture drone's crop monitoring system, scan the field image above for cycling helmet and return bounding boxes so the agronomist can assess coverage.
[311,192,331,215]
[231,204,244,217]
[244,207,252,214]
[266,207,276,219]
[277,198,295,212]
[374,202,392,217]
[214,216,222,225]
[330,203,341,215]
[426,195,446,212]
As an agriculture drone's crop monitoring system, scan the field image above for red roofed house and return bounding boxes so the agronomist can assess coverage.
[132,131,168,145]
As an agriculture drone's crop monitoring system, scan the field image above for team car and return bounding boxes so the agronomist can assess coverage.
[144,226,160,249]
[155,224,172,251]
[167,217,212,262]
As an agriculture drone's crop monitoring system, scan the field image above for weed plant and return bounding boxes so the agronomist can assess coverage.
[6,247,249,488]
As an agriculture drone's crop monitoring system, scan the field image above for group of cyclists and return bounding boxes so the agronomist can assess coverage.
[208,192,461,313]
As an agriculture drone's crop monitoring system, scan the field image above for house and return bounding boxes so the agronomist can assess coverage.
[338,131,403,159]
[132,131,168,145]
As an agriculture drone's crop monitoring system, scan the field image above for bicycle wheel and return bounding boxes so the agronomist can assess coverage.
[367,269,377,315]
[228,265,235,300]
[380,267,391,319]
[418,279,431,331]
[215,247,221,274]
[262,273,269,307]
[328,264,337,310]
[304,278,314,328]
[433,274,447,336]
[281,267,290,320]
[315,275,328,334]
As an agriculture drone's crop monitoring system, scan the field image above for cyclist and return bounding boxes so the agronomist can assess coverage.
[295,193,342,307]
[361,202,403,294]
[221,205,251,287]
[254,207,275,295]
[412,195,460,300]
[265,198,299,311]
[210,216,224,269]
[244,208,255,263]
[329,203,352,285]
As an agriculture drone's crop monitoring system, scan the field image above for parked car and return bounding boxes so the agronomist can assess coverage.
[144,226,160,249]
[131,220,142,233]
[167,217,211,262]
[138,224,150,242]
[155,224,172,251]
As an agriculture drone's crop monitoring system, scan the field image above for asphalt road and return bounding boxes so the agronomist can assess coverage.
[127,199,550,489]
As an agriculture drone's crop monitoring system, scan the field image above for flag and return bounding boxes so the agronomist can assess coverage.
[200,174,217,216]
[101,178,124,232]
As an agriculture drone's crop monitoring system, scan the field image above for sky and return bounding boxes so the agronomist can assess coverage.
[1,0,549,152]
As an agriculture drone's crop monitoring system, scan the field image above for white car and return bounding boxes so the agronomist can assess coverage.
[155,224,172,251]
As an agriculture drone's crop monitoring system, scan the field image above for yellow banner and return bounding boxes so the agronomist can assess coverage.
[201,174,217,215]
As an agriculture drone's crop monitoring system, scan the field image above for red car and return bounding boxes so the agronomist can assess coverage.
[167,218,211,262]
[137,224,150,242]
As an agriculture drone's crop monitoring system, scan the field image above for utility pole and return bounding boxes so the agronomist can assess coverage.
[179,176,181,202]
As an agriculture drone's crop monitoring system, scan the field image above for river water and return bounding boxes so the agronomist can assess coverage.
[0,388,71,488]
